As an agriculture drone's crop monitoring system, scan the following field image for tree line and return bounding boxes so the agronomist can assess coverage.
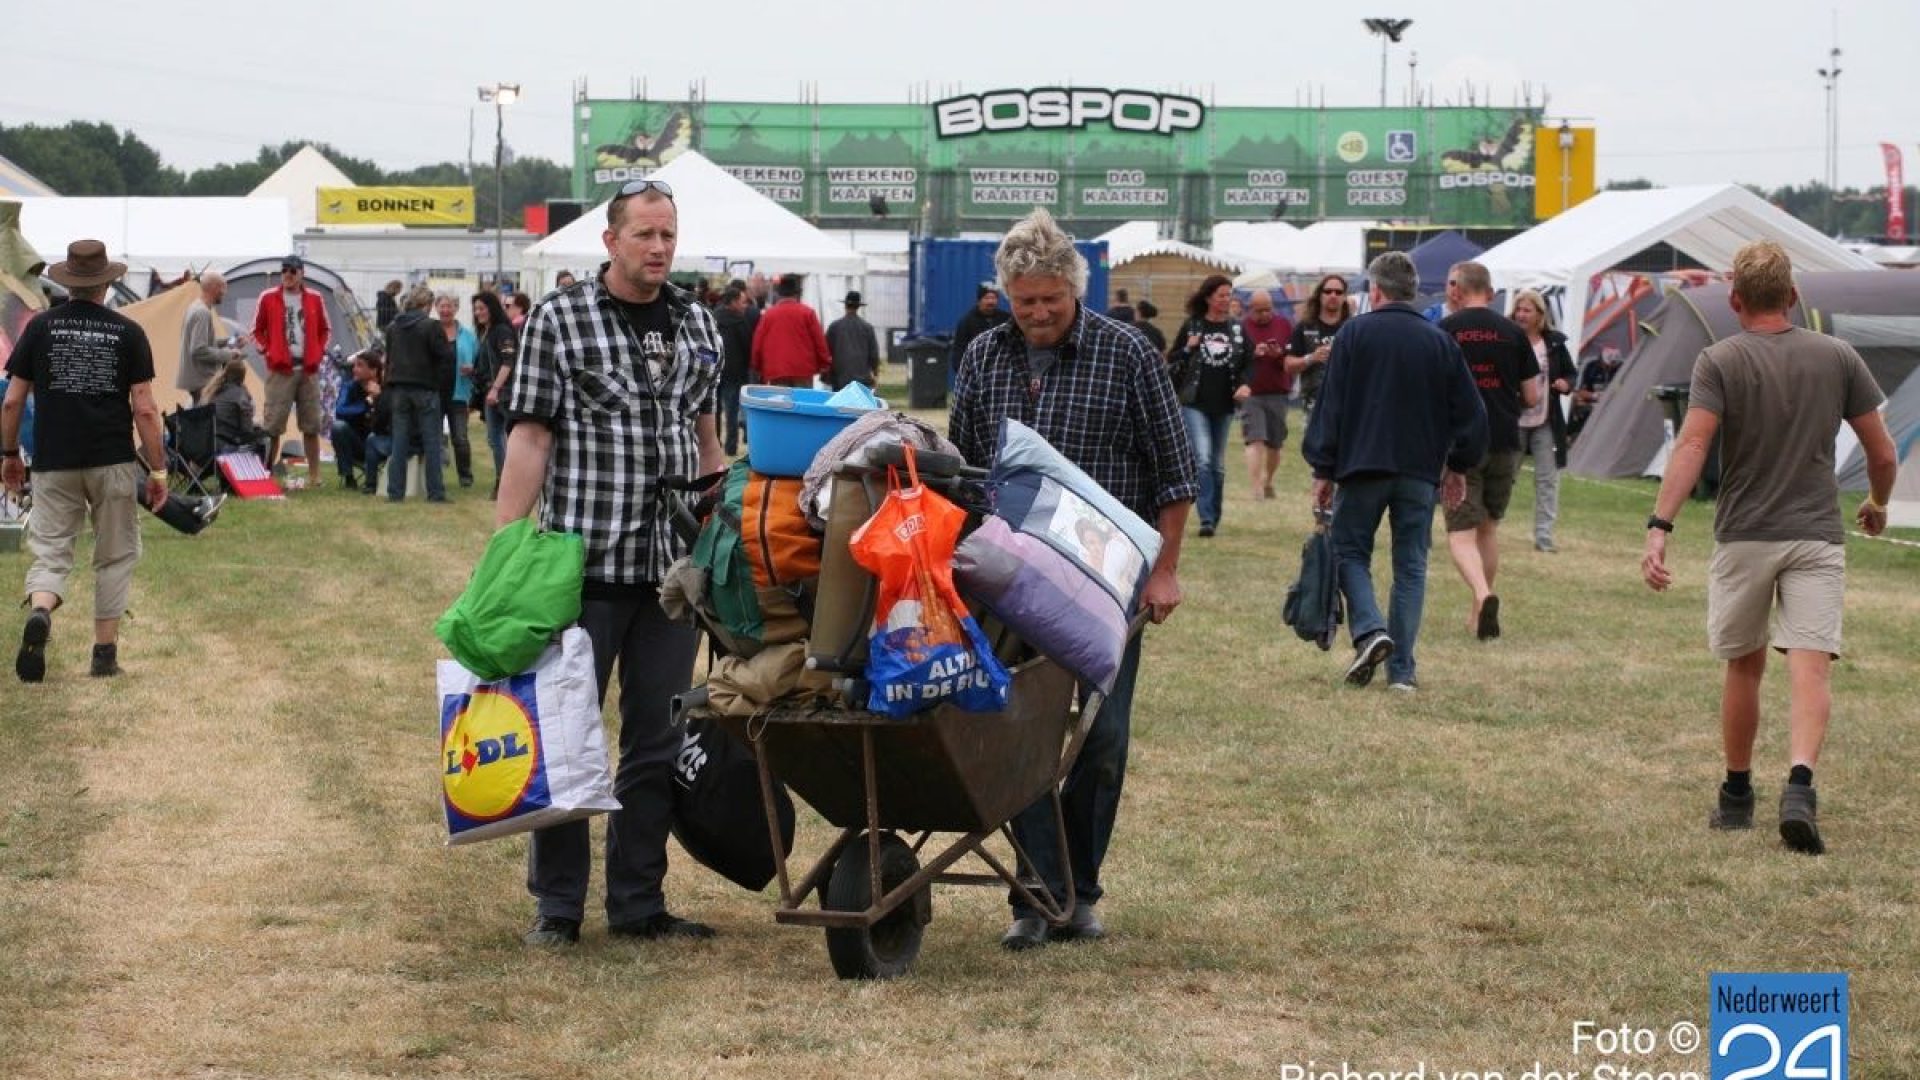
[0,122,568,229]
[5,121,1915,242]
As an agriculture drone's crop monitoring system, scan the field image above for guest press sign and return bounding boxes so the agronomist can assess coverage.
[934,89,1206,138]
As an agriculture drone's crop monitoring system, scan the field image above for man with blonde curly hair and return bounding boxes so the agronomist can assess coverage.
[1643,240,1898,856]
[950,208,1196,950]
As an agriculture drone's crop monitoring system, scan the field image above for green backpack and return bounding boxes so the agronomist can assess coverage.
[690,459,763,645]
[435,517,586,681]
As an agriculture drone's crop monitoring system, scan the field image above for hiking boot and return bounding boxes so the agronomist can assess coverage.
[16,607,51,683]
[1050,904,1105,943]
[1001,916,1049,951]
[1708,786,1755,830]
[609,912,716,941]
[90,642,121,678]
[1345,631,1393,687]
[1778,783,1825,855]
[523,915,581,947]
[1197,523,1216,538]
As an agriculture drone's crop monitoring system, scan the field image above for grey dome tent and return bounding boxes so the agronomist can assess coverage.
[1567,271,1920,487]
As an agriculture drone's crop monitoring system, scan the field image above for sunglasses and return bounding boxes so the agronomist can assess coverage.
[617,179,675,199]
[1321,287,1346,296]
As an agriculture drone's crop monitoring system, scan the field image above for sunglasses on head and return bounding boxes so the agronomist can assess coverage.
[617,179,675,199]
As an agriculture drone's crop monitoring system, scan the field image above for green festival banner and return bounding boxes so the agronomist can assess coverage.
[575,97,1543,230]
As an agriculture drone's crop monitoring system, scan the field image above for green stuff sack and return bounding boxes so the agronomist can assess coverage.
[690,459,764,646]
[435,517,586,681]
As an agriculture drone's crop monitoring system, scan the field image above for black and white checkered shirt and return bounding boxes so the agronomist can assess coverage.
[949,303,1197,522]
[505,269,721,584]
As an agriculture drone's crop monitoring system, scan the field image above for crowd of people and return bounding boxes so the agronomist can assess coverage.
[3,185,1895,983]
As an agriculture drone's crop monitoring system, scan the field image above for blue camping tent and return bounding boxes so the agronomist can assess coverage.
[1406,230,1485,294]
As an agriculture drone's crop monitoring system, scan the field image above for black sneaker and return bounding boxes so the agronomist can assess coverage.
[16,607,51,683]
[1000,916,1049,951]
[609,912,716,941]
[523,915,581,947]
[1344,631,1393,687]
[90,642,122,678]
[1197,523,1217,538]
[1049,904,1105,943]
[1778,783,1825,855]
[1708,786,1755,830]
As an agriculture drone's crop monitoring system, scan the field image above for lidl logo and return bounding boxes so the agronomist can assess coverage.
[441,676,548,826]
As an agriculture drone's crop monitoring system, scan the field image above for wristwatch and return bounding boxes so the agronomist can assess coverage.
[1646,514,1674,533]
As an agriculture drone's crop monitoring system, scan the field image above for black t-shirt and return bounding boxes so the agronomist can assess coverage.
[1170,317,1248,416]
[4,301,153,471]
[1441,306,1540,453]
[1288,317,1343,404]
[611,294,676,388]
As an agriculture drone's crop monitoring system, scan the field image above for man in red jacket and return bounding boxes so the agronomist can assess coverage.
[251,255,331,488]
[748,273,829,388]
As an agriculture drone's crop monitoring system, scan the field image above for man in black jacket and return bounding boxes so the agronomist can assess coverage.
[381,286,454,502]
[1302,251,1487,691]
[713,284,754,455]
[948,283,1010,375]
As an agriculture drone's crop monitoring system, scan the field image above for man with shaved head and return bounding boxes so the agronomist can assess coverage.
[178,270,243,404]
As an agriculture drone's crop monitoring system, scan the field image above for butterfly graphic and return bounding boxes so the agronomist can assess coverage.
[595,109,694,169]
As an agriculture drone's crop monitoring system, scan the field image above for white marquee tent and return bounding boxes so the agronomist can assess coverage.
[1209,221,1302,268]
[1212,220,1372,276]
[1478,184,1878,350]
[250,145,357,231]
[14,197,293,281]
[522,151,864,280]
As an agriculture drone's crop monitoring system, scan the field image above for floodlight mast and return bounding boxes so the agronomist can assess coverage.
[1363,19,1414,109]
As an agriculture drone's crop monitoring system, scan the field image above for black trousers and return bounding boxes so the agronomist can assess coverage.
[526,584,698,924]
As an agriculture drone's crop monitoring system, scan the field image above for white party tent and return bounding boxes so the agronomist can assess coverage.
[1478,184,1877,350]
[1210,221,1302,267]
[250,145,357,231]
[14,197,293,282]
[522,151,864,279]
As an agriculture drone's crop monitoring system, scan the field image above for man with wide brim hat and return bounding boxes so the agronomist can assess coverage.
[825,287,881,391]
[2,239,169,682]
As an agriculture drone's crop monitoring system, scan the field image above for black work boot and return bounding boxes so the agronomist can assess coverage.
[90,642,122,678]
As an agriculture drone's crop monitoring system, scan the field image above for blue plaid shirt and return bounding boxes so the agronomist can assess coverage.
[505,269,721,585]
[949,303,1196,522]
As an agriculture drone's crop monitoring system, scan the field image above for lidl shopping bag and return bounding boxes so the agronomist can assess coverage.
[848,445,1010,718]
[437,627,618,845]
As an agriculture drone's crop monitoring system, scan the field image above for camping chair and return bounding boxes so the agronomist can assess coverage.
[165,404,221,498]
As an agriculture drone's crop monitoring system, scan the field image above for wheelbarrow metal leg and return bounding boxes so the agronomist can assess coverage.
[751,736,796,906]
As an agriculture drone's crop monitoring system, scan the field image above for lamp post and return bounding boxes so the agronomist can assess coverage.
[1817,52,1841,235]
[1362,19,1413,109]
[478,82,521,288]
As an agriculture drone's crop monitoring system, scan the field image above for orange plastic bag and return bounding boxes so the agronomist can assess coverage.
[848,445,1010,717]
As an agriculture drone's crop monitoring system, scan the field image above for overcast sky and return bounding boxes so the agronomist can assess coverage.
[6,1,1914,192]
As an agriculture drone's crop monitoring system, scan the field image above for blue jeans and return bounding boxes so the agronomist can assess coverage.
[386,386,445,500]
[329,420,365,480]
[1008,632,1143,920]
[363,433,392,491]
[1182,407,1232,528]
[484,403,508,482]
[1330,474,1438,685]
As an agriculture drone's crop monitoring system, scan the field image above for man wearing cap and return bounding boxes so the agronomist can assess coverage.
[251,254,330,488]
[3,240,170,682]
[825,289,881,392]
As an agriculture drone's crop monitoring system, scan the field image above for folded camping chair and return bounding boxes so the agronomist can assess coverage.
[165,404,221,498]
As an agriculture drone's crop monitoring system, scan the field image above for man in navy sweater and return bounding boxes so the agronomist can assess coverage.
[1302,251,1488,690]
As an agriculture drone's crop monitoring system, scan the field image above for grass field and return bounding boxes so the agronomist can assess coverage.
[3,385,1916,1079]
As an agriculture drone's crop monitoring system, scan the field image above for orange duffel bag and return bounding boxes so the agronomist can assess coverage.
[742,471,822,589]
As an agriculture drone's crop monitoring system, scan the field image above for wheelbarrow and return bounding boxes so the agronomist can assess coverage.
[695,654,1106,979]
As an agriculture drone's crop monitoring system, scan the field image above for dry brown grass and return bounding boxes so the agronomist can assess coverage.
[3,397,1916,1078]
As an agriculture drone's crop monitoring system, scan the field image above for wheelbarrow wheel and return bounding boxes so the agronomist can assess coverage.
[823,832,929,980]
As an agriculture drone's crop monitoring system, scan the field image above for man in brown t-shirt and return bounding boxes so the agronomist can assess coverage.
[1642,240,1898,856]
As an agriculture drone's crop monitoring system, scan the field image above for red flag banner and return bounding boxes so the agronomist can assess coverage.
[1882,143,1907,242]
